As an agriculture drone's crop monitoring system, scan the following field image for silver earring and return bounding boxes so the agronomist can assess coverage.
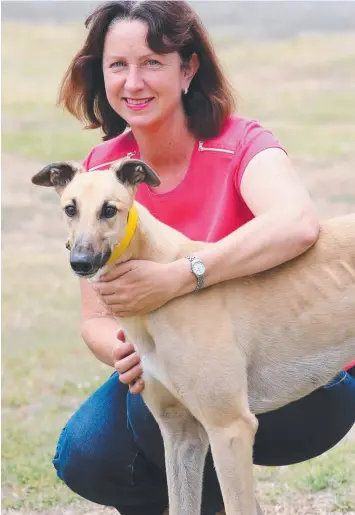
[184,87,188,95]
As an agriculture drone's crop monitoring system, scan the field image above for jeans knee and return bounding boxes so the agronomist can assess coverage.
[53,418,101,496]
[53,416,167,510]
[54,420,131,502]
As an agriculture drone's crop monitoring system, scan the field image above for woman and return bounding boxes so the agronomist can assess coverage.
[53,2,355,514]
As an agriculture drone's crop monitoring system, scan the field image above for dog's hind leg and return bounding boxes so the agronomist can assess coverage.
[207,409,258,515]
[143,380,209,515]
[199,354,258,515]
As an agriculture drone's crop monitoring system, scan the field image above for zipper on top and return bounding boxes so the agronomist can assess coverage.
[127,145,234,158]
[88,151,137,172]
[126,151,137,159]
[198,141,234,154]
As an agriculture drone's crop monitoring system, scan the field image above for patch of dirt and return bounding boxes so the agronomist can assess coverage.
[260,491,355,515]
[3,493,355,515]
[2,505,116,515]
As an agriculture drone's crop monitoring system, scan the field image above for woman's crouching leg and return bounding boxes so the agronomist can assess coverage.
[53,372,168,515]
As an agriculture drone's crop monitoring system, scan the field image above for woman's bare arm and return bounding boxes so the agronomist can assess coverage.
[174,148,320,293]
[80,279,144,393]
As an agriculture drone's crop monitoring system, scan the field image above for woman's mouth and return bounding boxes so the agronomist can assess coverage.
[123,97,154,110]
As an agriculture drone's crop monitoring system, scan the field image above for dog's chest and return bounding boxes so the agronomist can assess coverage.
[139,351,171,386]
[119,317,171,386]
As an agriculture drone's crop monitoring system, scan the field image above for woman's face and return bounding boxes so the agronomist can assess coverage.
[102,19,191,132]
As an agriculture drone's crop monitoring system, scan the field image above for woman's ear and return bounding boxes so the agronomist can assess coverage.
[184,52,200,87]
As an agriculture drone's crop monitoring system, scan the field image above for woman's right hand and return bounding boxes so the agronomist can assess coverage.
[113,329,145,394]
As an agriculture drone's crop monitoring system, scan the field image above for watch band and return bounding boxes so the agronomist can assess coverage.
[185,255,205,291]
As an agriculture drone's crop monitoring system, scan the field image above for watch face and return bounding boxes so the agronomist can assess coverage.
[192,261,206,277]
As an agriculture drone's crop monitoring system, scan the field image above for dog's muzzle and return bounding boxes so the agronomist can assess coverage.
[70,248,111,277]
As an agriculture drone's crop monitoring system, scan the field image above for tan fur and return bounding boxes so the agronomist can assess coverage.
[32,162,355,515]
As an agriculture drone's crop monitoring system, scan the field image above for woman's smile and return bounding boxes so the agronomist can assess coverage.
[123,97,155,111]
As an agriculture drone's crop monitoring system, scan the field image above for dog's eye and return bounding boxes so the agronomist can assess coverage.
[64,204,77,217]
[101,205,118,219]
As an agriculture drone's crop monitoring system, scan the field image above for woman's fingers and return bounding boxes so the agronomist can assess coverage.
[118,364,143,385]
[129,378,145,394]
[114,351,141,375]
[114,328,145,393]
[117,329,126,342]
[112,341,135,361]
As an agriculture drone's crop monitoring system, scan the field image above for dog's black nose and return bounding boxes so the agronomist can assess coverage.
[70,252,94,275]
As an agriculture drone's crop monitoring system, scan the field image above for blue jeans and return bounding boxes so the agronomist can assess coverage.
[53,369,355,515]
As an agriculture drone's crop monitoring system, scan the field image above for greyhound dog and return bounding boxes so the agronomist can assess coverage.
[32,159,355,515]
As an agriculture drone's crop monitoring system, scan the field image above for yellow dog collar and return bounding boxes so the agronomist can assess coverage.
[107,204,139,265]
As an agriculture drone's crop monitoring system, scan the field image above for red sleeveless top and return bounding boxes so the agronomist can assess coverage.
[83,115,284,242]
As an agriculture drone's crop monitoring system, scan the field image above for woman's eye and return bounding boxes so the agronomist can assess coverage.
[145,59,161,67]
[101,205,118,219]
[111,61,126,69]
[64,205,77,217]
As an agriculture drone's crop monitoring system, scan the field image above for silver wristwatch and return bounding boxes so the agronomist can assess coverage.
[185,255,206,291]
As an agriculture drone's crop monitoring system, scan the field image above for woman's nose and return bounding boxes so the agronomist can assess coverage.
[124,65,144,91]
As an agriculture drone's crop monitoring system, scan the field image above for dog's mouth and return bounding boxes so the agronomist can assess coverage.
[69,247,112,278]
[74,270,99,279]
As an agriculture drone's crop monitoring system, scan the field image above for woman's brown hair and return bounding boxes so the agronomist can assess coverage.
[58,0,236,141]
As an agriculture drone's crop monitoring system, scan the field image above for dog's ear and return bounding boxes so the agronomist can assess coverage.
[31,162,84,194]
[112,159,161,188]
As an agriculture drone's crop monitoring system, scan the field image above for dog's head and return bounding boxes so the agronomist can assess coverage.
[31,159,160,278]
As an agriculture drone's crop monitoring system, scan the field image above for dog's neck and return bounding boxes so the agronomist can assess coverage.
[125,202,198,263]
[113,202,206,267]
[106,204,140,266]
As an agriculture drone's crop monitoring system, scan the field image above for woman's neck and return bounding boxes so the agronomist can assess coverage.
[131,109,197,174]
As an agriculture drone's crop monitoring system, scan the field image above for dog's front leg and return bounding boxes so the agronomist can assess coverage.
[160,409,209,515]
[143,381,209,515]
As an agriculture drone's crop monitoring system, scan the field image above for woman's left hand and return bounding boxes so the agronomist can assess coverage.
[93,260,184,317]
